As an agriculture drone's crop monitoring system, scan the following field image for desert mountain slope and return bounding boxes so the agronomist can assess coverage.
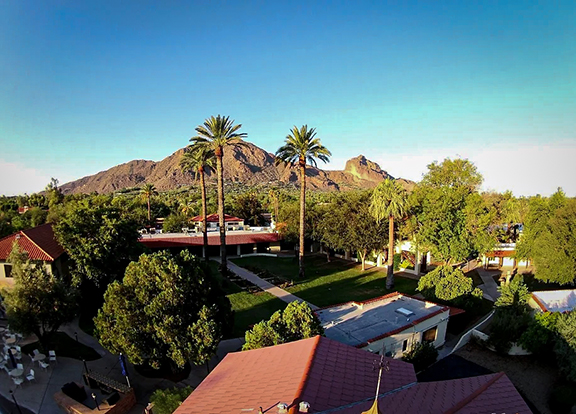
[60,142,412,194]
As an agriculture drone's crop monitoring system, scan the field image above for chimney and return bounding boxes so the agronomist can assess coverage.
[277,403,288,413]
[299,401,311,413]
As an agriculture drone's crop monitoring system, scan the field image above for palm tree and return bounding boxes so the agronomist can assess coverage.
[370,179,407,289]
[141,183,157,223]
[275,125,331,278]
[190,115,247,273]
[268,188,280,224]
[180,145,215,262]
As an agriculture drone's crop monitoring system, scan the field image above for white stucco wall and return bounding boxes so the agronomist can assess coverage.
[361,309,450,358]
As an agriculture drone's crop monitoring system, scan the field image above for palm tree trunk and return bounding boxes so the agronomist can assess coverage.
[147,196,151,223]
[387,215,394,289]
[200,169,209,262]
[216,147,227,274]
[299,160,306,279]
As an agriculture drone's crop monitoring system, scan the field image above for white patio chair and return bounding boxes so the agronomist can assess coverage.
[15,345,21,352]
[12,376,24,388]
[49,350,57,363]
[39,361,49,370]
[17,363,23,370]
[26,369,35,382]
[32,349,40,357]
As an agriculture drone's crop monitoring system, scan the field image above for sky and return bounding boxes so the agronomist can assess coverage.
[1,0,575,196]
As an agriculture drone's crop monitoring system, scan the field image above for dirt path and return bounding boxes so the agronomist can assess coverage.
[456,343,558,414]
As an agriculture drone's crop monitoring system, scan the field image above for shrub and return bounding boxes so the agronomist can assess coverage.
[518,312,559,354]
[393,253,402,271]
[402,341,438,372]
[150,386,194,414]
[163,213,189,233]
[488,307,531,353]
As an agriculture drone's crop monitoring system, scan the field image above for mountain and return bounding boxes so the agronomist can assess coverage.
[60,142,413,194]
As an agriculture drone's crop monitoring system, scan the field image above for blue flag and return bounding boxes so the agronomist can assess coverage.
[119,354,127,377]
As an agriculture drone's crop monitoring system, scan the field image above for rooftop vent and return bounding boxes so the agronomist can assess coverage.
[299,401,311,413]
[395,307,414,317]
[278,403,288,413]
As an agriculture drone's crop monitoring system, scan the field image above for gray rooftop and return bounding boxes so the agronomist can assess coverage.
[532,290,576,312]
[316,294,446,347]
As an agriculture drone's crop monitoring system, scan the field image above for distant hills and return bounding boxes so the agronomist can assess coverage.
[60,142,415,194]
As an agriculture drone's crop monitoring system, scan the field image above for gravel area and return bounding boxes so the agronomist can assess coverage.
[456,342,559,414]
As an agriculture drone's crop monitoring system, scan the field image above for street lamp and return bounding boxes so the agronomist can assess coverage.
[91,393,100,411]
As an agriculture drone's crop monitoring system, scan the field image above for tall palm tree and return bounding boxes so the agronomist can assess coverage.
[275,125,331,279]
[141,183,157,223]
[190,115,247,273]
[180,144,215,262]
[370,179,407,289]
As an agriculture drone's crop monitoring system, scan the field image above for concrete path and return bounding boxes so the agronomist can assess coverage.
[1,318,245,414]
[225,260,319,310]
[476,266,501,302]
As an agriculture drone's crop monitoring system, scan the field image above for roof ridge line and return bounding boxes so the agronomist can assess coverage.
[288,335,322,414]
[21,226,56,261]
[442,372,505,414]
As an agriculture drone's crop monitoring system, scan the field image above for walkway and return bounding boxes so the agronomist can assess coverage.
[476,266,501,302]
[225,260,319,310]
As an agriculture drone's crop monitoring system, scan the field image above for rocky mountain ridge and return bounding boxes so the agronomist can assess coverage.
[60,142,413,194]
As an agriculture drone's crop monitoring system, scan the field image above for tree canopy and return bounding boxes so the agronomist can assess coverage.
[54,199,142,287]
[517,190,576,284]
[243,301,323,350]
[95,250,232,369]
[2,244,78,349]
[417,265,483,304]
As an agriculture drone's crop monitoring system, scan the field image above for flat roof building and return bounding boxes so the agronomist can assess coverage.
[316,293,454,357]
[530,289,576,313]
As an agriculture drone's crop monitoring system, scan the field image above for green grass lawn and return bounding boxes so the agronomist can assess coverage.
[208,261,287,337]
[22,332,101,361]
[231,255,419,308]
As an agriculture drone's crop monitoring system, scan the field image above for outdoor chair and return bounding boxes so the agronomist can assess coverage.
[49,350,57,363]
[26,369,35,382]
[15,345,21,352]
[33,349,40,356]
[39,361,49,370]
[12,376,24,388]
[17,363,23,370]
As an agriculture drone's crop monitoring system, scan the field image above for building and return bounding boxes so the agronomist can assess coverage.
[174,336,531,414]
[482,243,530,269]
[0,223,67,287]
[529,289,576,313]
[190,213,245,232]
[316,293,460,357]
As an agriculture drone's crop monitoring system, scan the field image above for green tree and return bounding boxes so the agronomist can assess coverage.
[141,183,158,223]
[150,386,194,414]
[95,250,232,370]
[275,126,331,278]
[555,310,576,382]
[495,276,531,308]
[190,115,247,274]
[232,191,264,226]
[243,301,323,350]
[180,144,215,261]
[53,199,142,287]
[519,312,559,354]
[409,158,494,265]
[2,245,78,350]
[417,265,483,303]
[402,341,438,372]
[517,192,576,284]
[162,213,189,233]
[370,179,407,288]
[45,177,64,208]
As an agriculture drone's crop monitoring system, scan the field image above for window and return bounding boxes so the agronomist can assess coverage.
[402,339,408,352]
[423,326,437,343]
[4,264,12,278]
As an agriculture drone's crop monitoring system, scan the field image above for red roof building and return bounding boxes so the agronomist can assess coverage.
[174,336,417,414]
[139,232,281,249]
[0,223,65,262]
[174,336,531,414]
[191,213,244,223]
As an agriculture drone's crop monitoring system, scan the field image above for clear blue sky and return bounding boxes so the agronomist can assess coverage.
[1,0,575,196]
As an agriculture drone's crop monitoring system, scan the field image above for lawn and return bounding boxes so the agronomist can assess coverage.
[231,255,419,308]
[22,332,101,361]
[208,261,287,337]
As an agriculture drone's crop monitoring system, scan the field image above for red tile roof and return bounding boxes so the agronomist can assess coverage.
[332,372,532,414]
[139,232,280,248]
[0,223,65,262]
[191,213,244,222]
[174,336,416,414]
